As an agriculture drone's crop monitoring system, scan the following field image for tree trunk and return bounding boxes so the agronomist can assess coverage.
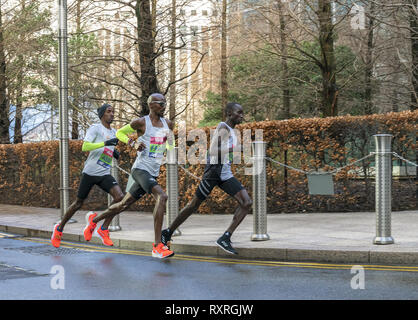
[410,1,418,200]
[221,0,228,120]
[364,1,375,115]
[136,0,160,116]
[152,0,156,39]
[169,0,176,121]
[72,107,79,139]
[13,0,26,144]
[0,2,9,144]
[13,84,23,144]
[284,149,288,201]
[409,0,418,111]
[318,0,337,117]
[71,0,82,140]
[278,0,290,119]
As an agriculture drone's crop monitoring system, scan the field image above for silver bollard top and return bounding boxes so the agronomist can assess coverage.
[166,146,178,165]
[373,134,393,137]
[252,141,266,156]
[373,134,393,153]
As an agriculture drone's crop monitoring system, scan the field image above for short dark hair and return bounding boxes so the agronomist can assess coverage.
[225,102,241,116]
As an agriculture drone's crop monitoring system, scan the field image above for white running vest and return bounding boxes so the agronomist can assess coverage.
[208,122,237,181]
[132,115,170,177]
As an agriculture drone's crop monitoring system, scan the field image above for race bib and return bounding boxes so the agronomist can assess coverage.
[149,136,167,158]
[97,147,113,168]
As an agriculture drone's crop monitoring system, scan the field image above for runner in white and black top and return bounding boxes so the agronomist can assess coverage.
[51,103,124,248]
[86,93,175,259]
[161,102,252,255]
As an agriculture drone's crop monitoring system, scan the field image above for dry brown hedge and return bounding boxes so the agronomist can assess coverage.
[0,110,416,213]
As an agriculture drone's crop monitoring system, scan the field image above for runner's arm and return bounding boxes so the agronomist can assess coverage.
[82,141,104,152]
[116,124,136,144]
[82,139,118,152]
[117,119,146,151]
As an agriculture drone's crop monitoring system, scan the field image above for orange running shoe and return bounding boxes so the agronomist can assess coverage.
[51,223,62,248]
[83,211,97,241]
[152,242,174,259]
[95,228,114,246]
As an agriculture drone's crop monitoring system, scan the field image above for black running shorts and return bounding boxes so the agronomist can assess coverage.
[77,173,118,200]
[129,168,159,200]
[195,165,244,200]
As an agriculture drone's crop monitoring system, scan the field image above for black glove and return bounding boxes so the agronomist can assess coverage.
[104,138,119,146]
[113,149,120,160]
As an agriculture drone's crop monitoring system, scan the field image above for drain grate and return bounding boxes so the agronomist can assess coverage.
[0,262,47,280]
[4,244,86,256]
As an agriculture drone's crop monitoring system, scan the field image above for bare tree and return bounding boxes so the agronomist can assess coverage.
[277,0,290,119]
[358,0,416,113]
[316,0,338,116]
[68,0,209,123]
[0,0,55,144]
[169,0,176,121]
[407,0,418,111]
[221,0,227,120]
[135,0,159,114]
[0,1,8,144]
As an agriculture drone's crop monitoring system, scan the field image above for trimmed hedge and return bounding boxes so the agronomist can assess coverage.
[0,110,416,213]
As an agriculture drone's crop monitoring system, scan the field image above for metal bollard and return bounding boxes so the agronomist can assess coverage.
[58,0,73,224]
[251,141,270,241]
[166,147,181,236]
[373,134,394,245]
[108,159,121,232]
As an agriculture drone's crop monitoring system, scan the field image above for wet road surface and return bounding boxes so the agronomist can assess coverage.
[1,232,418,300]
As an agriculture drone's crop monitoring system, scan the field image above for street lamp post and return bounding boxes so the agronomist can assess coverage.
[58,0,70,220]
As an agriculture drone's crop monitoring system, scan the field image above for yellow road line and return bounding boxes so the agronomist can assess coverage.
[15,236,418,273]
[0,232,13,238]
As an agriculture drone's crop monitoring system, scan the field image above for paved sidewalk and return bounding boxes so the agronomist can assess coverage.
[0,204,417,265]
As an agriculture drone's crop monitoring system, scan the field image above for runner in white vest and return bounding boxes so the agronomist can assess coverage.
[85,93,175,259]
[51,104,124,248]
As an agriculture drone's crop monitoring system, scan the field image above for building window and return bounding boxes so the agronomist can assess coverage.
[202,10,208,16]
[190,26,198,36]
[191,10,197,16]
